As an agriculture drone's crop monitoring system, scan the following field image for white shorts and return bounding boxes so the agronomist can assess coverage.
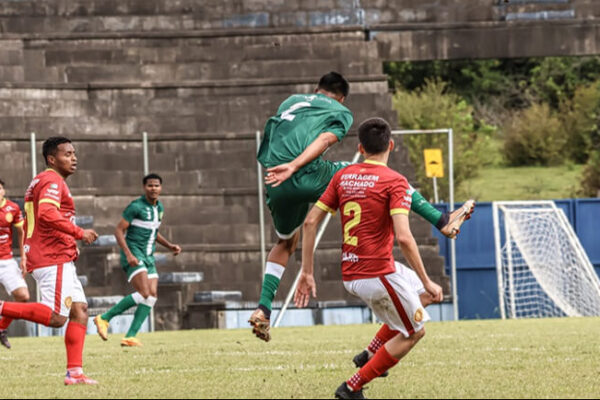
[31,262,87,317]
[344,262,430,338]
[0,258,27,294]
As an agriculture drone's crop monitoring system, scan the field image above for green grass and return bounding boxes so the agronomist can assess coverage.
[0,318,599,398]
[458,164,584,202]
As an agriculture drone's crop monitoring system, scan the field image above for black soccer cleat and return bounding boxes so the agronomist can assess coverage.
[0,330,11,349]
[335,382,366,399]
[352,350,388,378]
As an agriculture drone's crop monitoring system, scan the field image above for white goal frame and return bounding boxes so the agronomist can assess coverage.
[492,200,600,319]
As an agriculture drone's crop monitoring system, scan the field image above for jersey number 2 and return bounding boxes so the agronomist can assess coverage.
[343,202,361,246]
[281,102,311,121]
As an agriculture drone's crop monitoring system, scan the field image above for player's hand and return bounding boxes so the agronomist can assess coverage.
[81,229,99,245]
[294,272,317,308]
[126,254,140,267]
[265,163,297,187]
[171,244,182,256]
[424,280,443,304]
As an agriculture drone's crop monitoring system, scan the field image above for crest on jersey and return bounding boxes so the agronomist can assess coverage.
[50,183,58,189]
[414,308,424,322]
[64,296,73,309]
[5,213,13,223]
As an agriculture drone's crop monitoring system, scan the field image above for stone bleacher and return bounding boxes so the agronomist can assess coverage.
[0,0,450,331]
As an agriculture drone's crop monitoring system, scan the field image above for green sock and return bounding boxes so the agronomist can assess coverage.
[258,262,285,318]
[126,304,152,338]
[410,189,443,227]
[102,294,136,322]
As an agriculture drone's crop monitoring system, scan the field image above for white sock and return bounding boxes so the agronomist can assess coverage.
[265,262,285,279]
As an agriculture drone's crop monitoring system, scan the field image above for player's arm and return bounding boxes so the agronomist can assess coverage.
[114,218,139,267]
[392,213,443,303]
[156,232,181,256]
[37,202,97,244]
[265,131,339,187]
[294,205,328,308]
[14,223,26,276]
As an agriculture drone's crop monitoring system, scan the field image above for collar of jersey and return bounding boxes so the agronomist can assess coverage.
[141,195,158,207]
[364,159,387,166]
[45,168,62,177]
[0,198,5,208]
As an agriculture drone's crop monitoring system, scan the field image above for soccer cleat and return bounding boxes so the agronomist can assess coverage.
[0,330,11,350]
[335,382,366,399]
[440,199,476,239]
[93,315,109,341]
[64,371,98,385]
[248,308,271,342]
[352,350,388,378]
[120,337,143,347]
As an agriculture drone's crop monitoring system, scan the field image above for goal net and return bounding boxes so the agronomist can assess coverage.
[493,201,600,319]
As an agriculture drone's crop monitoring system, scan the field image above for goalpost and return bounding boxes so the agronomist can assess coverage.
[264,129,459,327]
[493,200,600,319]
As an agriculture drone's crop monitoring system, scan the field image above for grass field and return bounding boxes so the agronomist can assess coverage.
[0,317,598,399]
[458,164,584,202]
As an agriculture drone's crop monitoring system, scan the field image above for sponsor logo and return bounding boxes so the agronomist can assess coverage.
[5,213,13,223]
[24,244,30,253]
[47,189,60,195]
[342,252,359,263]
[50,183,58,189]
[414,308,424,322]
[64,296,73,309]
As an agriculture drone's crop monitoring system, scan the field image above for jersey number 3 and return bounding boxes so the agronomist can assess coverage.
[343,202,361,246]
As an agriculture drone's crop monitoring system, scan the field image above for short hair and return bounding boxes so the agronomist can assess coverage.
[358,118,392,155]
[143,173,163,185]
[0,178,4,187]
[317,72,350,98]
[42,136,72,165]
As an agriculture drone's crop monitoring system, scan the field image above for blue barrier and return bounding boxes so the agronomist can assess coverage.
[432,199,600,319]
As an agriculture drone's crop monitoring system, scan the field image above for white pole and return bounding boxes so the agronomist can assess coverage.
[256,131,267,280]
[141,132,154,332]
[433,176,439,204]
[273,151,362,328]
[448,129,458,321]
[492,202,506,320]
[31,133,40,337]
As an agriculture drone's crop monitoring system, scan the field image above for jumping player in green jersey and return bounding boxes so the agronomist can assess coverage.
[93,173,181,347]
[249,72,474,342]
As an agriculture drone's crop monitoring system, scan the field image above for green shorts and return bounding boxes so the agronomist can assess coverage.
[120,250,158,282]
[265,159,350,238]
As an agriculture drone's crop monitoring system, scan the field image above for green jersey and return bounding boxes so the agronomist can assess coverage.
[122,196,164,258]
[257,93,353,170]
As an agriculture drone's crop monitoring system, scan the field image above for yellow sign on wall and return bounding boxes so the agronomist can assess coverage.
[424,148,444,178]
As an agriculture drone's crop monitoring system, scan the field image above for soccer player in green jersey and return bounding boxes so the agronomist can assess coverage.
[93,173,181,347]
[249,72,474,342]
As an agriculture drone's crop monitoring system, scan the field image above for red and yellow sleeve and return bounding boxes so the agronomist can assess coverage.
[389,175,412,216]
[316,173,340,215]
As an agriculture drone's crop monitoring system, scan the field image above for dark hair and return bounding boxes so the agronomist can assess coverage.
[143,173,163,185]
[0,178,4,187]
[42,136,72,165]
[317,71,350,98]
[358,118,392,155]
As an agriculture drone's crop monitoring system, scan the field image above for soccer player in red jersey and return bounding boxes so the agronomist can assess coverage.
[0,137,99,385]
[295,118,444,399]
[0,178,30,349]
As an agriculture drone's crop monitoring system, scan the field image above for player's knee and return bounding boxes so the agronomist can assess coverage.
[15,292,30,302]
[412,327,426,342]
[49,314,68,328]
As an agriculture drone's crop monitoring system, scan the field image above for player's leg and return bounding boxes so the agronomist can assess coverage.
[410,187,475,238]
[0,259,29,349]
[121,268,155,347]
[95,256,148,341]
[338,272,428,398]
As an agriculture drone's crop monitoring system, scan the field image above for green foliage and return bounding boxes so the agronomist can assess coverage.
[392,79,495,201]
[580,150,600,197]
[503,103,567,166]
[560,82,600,163]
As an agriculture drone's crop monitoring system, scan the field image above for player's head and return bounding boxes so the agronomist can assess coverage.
[316,72,349,103]
[42,136,77,177]
[0,178,4,200]
[143,173,163,204]
[358,117,394,156]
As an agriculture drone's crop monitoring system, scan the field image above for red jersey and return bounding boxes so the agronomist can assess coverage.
[0,198,24,260]
[316,160,412,281]
[24,169,84,271]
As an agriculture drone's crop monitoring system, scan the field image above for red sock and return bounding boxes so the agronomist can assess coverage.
[0,317,14,330]
[347,346,399,391]
[65,321,86,370]
[367,324,399,354]
[0,302,52,326]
